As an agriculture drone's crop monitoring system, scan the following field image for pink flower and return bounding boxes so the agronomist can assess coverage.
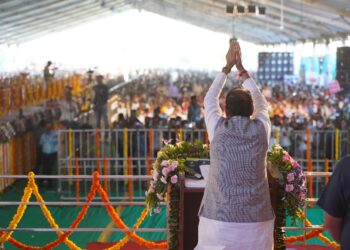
[282,154,291,162]
[170,175,178,184]
[150,180,154,187]
[161,160,169,167]
[291,160,300,168]
[162,167,169,177]
[156,193,164,200]
[148,186,155,193]
[152,170,159,181]
[170,161,178,171]
[162,139,172,145]
[287,173,295,182]
[300,193,306,199]
[154,207,161,214]
[160,176,167,184]
[285,184,294,192]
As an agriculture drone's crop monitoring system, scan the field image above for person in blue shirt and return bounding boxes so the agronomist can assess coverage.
[317,156,350,249]
[39,121,58,188]
[187,95,201,124]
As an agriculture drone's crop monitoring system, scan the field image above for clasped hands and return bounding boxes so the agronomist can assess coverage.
[222,41,248,79]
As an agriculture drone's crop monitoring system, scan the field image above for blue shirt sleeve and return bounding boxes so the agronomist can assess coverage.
[317,157,348,218]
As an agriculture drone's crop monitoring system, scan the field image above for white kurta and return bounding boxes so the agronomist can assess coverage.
[195,72,274,250]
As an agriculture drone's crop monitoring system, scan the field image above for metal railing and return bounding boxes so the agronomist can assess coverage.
[57,128,208,200]
[57,128,348,200]
[282,171,332,246]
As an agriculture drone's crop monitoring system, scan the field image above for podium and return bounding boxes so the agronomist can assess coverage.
[177,173,278,250]
[178,175,205,250]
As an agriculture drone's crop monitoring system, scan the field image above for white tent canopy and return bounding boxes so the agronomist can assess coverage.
[0,0,349,45]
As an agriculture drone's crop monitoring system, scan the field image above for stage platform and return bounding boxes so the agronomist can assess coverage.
[86,242,333,250]
[0,179,335,249]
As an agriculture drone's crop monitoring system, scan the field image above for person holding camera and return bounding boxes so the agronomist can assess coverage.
[93,75,109,129]
[196,41,274,250]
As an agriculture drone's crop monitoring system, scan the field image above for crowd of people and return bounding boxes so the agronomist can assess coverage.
[39,63,350,171]
[110,69,350,131]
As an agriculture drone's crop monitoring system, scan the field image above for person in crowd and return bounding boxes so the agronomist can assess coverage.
[128,110,144,131]
[59,85,79,128]
[187,95,201,123]
[39,121,58,188]
[34,120,46,175]
[195,41,274,249]
[43,61,54,83]
[93,75,109,129]
[168,81,179,102]
[317,156,350,249]
[112,113,128,168]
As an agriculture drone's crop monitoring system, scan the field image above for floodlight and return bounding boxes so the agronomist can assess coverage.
[237,5,245,14]
[226,4,234,14]
[258,6,266,15]
[248,5,256,14]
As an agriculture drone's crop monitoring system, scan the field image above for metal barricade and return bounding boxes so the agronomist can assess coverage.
[58,128,349,200]
[282,171,332,246]
[57,128,207,200]
[290,129,349,197]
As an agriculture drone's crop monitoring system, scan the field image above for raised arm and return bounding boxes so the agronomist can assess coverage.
[204,41,237,142]
[204,73,226,142]
[236,43,271,140]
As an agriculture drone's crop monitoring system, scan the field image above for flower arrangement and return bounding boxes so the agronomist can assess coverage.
[145,139,209,250]
[267,144,307,250]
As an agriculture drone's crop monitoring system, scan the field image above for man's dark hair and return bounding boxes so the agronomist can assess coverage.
[225,87,253,118]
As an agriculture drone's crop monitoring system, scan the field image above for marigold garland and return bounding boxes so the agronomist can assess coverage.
[284,210,340,249]
[0,171,166,249]
[105,208,149,250]
[0,186,32,242]
[97,180,167,249]
[3,171,339,250]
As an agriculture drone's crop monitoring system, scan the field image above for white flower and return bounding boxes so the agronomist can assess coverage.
[160,176,167,184]
[161,160,169,167]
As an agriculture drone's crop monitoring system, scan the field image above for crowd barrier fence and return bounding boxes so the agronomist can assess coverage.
[57,128,348,200]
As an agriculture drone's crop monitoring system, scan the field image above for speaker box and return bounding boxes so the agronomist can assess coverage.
[258,52,294,81]
[336,70,350,91]
[337,47,350,70]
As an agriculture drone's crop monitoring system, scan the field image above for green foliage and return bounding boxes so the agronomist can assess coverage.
[268,144,307,250]
[145,140,209,250]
